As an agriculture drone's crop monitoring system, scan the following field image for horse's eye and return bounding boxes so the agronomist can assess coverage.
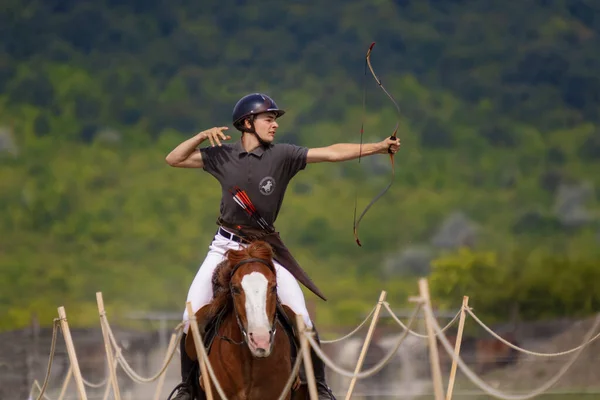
[270,286,277,293]
[232,286,241,295]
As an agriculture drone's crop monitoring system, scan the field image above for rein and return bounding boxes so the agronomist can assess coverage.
[219,257,278,346]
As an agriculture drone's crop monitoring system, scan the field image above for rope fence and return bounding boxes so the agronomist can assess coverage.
[27,279,600,400]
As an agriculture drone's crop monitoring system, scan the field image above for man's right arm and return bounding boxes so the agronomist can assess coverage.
[165,127,230,168]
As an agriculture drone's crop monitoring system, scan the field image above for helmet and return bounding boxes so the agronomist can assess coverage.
[232,93,285,131]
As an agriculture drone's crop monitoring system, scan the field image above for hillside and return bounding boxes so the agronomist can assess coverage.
[1,0,600,331]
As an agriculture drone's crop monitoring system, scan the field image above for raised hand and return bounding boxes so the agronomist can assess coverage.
[201,126,231,147]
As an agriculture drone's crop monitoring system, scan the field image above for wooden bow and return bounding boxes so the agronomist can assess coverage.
[353,42,402,247]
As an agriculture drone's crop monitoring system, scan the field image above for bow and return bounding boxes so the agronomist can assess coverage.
[352,42,402,247]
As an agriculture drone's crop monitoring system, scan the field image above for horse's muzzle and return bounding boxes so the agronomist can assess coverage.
[248,328,273,357]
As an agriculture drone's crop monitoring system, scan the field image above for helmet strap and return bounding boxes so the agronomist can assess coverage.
[243,115,270,147]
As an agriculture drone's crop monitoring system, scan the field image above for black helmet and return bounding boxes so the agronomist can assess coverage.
[232,93,285,131]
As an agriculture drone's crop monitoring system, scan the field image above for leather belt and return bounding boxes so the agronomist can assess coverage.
[217,227,246,243]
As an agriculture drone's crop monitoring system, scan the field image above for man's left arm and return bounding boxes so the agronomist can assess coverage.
[306,137,400,164]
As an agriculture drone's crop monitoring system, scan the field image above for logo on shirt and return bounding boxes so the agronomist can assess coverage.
[259,176,276,196]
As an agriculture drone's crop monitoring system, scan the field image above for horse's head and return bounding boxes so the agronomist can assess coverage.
[214,241,278,358]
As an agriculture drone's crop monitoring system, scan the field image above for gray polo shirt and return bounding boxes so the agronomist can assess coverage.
[199,139,309,228]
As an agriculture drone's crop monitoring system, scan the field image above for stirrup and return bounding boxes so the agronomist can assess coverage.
[166,382,193,400]
[316,382,337,400]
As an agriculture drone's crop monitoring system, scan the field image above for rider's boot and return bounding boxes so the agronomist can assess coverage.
[310,325,337,400]
[167,333,197,400]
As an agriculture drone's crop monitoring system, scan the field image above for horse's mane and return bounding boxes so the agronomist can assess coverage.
[208,241,275,318]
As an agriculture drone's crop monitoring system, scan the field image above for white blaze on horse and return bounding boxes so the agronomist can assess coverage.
[240,269,275,356]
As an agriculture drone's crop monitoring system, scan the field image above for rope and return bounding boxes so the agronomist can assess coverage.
[100,314,183,384]
[100,309,303,400]
[383,301,461,338]
[185,312,319,400]
[431,304,600,400]
[276,350,304,400]
[27,292,600,400]
[195,338,305,400]
[31,380,55,400]
[82,375,109,389]
[466,307,600,357]
[189,316,229,400]
[303,303,422,380]
[34,318,60,400]
[320,302,379,344]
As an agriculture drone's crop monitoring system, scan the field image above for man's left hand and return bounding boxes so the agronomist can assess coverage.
[380,137,401,154]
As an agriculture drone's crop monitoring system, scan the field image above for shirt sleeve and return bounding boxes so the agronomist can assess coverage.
[199,145,219,175]
[280,143,309,179]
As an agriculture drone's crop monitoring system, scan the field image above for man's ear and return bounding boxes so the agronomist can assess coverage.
[244,115,257,130]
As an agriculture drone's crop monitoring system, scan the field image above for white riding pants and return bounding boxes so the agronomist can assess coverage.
[182,229,313,333]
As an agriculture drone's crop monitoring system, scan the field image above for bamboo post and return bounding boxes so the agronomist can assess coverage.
[446,296,469,400]
[296,315,319,400]
[96,292,122,400]
[419,279,445,400]
[344,290,387,400]
[102,369,112,400]
[152,332,180,400]
[57,307,88,400]
[186,302,214,400]
[57,366,72,400]
[101,359,120,400]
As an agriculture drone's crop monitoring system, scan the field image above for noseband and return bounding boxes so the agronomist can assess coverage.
[222,257,278,346]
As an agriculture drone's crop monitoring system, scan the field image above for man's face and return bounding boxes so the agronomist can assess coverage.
[246,112,279,143]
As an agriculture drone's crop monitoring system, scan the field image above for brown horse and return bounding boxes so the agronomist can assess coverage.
[184,241,308,400]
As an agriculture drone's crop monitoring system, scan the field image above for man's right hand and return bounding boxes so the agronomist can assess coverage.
[200,126,231,147]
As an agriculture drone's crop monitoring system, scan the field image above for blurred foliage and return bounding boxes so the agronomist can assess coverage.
[430,245,600,327]
[1,0,600,331]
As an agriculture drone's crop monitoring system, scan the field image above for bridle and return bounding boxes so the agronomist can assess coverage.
[220,257,278,346]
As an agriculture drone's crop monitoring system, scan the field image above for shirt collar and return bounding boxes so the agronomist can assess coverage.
[234,139,271,158]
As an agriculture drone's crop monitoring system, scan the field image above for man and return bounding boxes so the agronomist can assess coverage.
[165,93,400,399]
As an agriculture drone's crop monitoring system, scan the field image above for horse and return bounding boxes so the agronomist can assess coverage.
[183,240,309,400]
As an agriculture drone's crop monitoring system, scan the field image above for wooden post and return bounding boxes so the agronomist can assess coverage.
[57,307,88,400]
[57,366,72,400]
[96,292,122,400]
[186,302,214,400]
[296,315,319,400]
[446,296,469,400]
[345,290,387,400]
[418,279,445,400]
[101,360,120,400]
